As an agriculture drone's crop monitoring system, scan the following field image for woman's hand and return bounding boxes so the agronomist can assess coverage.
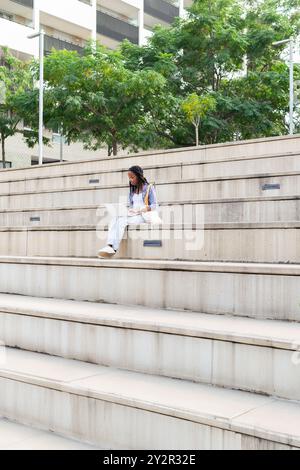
[128,208,138,216]
[140,206,150,213]
[128,206,150,216]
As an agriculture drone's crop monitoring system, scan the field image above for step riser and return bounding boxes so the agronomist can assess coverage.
[0,418,98,450]
[0,199,297,226]
[0,262,298,321]
[1,135,299,182]
[0,175,297,210]
[0,312,299,401]
[0,228,299,263]
[0,377,295,449]
[183,155,300,181]
[0,155,299,195]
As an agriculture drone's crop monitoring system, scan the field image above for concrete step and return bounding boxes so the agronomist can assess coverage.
[1,294,300,401]
[0,256,298,321]
[0,171,298,211]
[1,134,299,182]
[0,196,297,227]
[0,347,299,449]
[0,418,99,450]
[0,222,299,263]
[0,152,300,195]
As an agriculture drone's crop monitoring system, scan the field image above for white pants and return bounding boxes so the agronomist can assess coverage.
[107,214,145,251]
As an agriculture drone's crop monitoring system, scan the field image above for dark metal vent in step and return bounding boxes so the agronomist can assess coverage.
[262,183,280,190]
[143,240,162,247]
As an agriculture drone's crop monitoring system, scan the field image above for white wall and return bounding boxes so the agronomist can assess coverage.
[37,0,95,34]
[0,18,36,56]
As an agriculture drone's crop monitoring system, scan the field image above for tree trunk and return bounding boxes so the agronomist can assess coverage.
[112,138,118,156]
[1,134,5,168]
[195,125,199,146]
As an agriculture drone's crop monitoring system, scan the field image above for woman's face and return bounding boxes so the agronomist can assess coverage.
[128,171,138,186]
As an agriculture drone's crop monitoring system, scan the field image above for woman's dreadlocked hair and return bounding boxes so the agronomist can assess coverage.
[128,166,149,195]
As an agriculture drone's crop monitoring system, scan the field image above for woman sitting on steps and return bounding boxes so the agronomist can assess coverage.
[97,165,161,258]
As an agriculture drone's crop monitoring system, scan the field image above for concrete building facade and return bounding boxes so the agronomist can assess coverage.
[0,0,190,58]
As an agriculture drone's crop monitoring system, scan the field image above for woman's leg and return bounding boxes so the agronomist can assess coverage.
[106,214,145,251]
[106,215,130,251]
[127,214,145,226]
[126,214,146,245]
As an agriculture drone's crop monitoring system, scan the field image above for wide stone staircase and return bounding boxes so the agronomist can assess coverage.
[0,134,300,449]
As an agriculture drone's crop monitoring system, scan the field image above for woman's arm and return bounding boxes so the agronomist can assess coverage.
[127,190,133,209]
[148,184,158,210]
[140,184,158,212]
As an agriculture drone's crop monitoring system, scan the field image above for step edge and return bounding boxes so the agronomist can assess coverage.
[0,256,299,275]
[0,195,298,214]
[1,306,298,351]
[0,222,299,232]
[1,132,299,175]
[0,151,300,185]
[0,170,299,198]
[0,364,299,448]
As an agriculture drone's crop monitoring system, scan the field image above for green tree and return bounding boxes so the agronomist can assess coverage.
[245,0,300,72]
[178,0,247,93]
[182,93,216,145]
[23,45,172,156]
[0,48,33,167]
[121,0,300,145]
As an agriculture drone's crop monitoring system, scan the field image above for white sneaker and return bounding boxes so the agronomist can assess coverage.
[97,245,116,258]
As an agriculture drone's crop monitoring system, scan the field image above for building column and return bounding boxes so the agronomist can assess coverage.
[138,0,144,46]
[179,0,185,18]
[32,0,40,58]
[91,0,97,41]
[33,0,40,31]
